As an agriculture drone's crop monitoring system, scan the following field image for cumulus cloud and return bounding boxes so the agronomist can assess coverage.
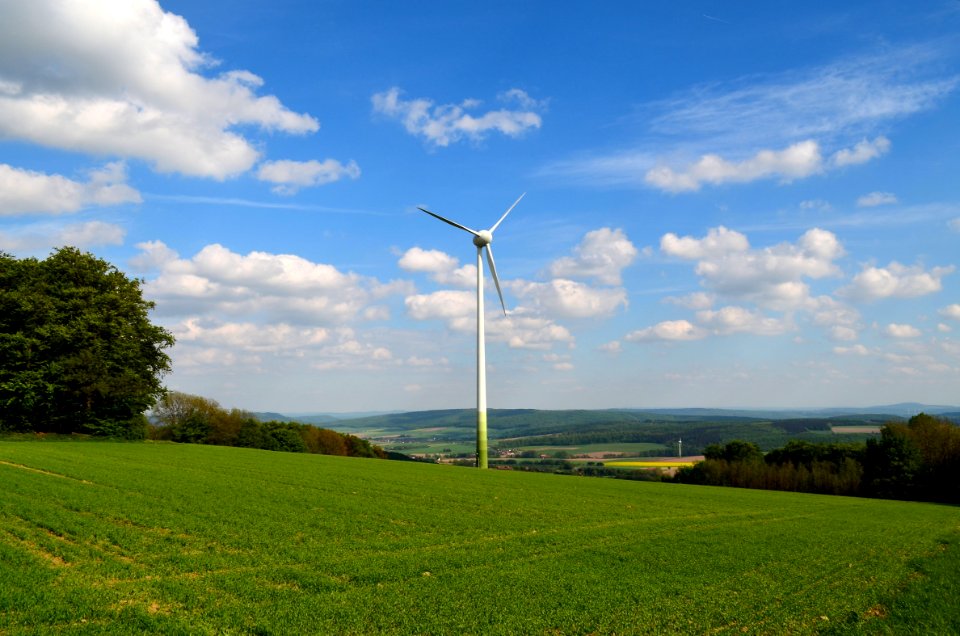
[831,136,890,167]
[598,340,622,354]
[644,140,823,192]
[834,344,871,356]
[0,220,125,252]
[491,313,574,350]
[548,227,638,285]
[840,262,954,301]
[661,226,844,309]
[809,296,863,341]
[696,306,791,336]
[0,162,140,215]
[397,247,476,288]
[404,290,475,321]
[371,87,543,147]
[256,159,360,195]
[174,318,330,351]
[940,304,960,320]
[644,136,890,193]
[170,321,393,373]
[404,291,574,350]
[0,0,318,179]
[884,323,922,339]
[625,320,706,342]
[509,278,628,319]
[661,225,750,259]
[139,242,405,323]
[857,191,898,207]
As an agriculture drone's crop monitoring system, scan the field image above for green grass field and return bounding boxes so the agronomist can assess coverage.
[1,441,958,634]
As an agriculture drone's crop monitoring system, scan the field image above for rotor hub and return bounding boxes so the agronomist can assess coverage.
[473,230,493,247]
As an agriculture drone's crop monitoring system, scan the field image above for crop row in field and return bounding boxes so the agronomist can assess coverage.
[1,441,958,634]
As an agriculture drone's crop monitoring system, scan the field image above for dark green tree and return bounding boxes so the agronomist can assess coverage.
[0,248,174,437]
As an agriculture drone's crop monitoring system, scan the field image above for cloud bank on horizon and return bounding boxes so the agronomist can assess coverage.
[1,0,958,411]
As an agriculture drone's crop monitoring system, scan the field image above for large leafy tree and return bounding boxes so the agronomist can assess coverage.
[0,248,174,437]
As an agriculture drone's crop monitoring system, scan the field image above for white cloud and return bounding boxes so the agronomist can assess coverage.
[644,136,890,193]
[372,87,543,147]
[492,314,574,350]
[884,323,922,339]
[598,340,622,354]
[397,247,476,288]
[405,289,475,321]
[857,191,898,207]
[834,344,871,356]
[661,226,844,309]
[0,162,140,215]
[256,159,360,195]
[937,323,952,333]
[950,218,960,232]
[548,227,638,285]
[140,242,403,324]
[626,320,707,342]
[809,296,862,341]
[840,262,954,301]
[174,318,330,351]
[129,240,180,271]
[403,290,573,351]
[696,306,791,336]
[661,226,749,259]
[644,140,823,192]
[0,0,318,179]
[509,278,628,319]
[831,136,890,167]
[0,220,125,252]
[940,304,960,320]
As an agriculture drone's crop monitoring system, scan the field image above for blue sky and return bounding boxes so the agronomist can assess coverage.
[2,0,960,412]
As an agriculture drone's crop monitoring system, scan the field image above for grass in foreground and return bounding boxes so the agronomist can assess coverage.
[1,441,958,634]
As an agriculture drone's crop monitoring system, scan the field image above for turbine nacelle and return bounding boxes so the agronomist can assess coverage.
[472,230,493,247]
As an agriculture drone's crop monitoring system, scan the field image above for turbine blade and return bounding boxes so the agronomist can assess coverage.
[418,207,480,237]
[485,245,507,316]
[490,192,525,233]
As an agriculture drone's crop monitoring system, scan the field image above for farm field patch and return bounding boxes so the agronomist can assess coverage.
[1,441,957,634]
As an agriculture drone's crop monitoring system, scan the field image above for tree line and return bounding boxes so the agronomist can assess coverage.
[150,392,386,458]
[674,413,960,504]
[1,248,173,438]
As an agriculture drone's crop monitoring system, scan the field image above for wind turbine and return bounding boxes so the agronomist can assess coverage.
[418,193,525,469]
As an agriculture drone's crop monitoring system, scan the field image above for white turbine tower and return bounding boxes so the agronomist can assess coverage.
[418,193,525,469]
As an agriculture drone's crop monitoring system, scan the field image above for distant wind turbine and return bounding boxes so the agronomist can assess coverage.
[418,193,525,469]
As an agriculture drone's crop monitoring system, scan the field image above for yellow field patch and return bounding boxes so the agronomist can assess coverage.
[603,460,695,468]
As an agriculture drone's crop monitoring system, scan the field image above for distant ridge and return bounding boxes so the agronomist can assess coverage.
[252,411,400,424]
[267,404,959,423]
[622,403,960,419]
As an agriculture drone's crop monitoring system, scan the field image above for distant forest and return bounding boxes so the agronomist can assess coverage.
[673,413,960,504]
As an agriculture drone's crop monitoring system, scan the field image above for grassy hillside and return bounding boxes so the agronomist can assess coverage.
[1,442,957,634]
